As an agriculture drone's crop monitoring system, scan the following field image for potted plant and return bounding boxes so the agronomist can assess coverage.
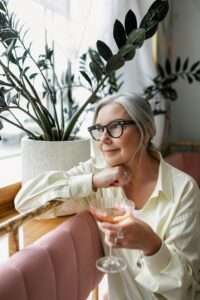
[143,57,200,150]
[0,0,169,181]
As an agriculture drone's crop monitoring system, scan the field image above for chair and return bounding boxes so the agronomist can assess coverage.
[0,211,104,300]
[165,151,200,185]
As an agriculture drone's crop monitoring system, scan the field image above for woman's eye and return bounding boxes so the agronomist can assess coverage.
[96,126,104,132]
[109,123,121,130]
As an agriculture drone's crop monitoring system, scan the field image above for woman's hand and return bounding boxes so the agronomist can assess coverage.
[98,212,162,256]
[92,166,131,190]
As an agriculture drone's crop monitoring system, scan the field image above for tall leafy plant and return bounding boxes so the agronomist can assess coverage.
[144,57,200,114]
[0,0,169,140]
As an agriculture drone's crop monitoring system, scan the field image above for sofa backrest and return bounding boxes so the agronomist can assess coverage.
[0,211,104,300]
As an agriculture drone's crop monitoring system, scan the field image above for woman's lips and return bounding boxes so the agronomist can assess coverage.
[103,149,119,154]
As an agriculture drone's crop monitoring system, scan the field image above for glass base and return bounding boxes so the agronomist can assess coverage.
[96,255,127,273]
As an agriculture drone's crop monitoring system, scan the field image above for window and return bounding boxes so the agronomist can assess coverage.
[0,0,156,186]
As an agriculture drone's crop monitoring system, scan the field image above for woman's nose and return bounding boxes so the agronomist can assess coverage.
[99,128,111,142]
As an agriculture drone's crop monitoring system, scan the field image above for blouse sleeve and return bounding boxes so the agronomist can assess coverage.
[135,179,200,300]
[14,159,95,214]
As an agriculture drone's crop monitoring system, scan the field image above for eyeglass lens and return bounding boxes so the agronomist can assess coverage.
[89,120,135,141]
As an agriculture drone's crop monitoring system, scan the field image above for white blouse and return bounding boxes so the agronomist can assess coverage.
[15,155,200,300]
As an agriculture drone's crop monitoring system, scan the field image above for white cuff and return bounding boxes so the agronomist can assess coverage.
[69,173,93,197]
[143,242,171,274]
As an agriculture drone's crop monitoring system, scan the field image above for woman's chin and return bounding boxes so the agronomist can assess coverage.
[104,156,122,167]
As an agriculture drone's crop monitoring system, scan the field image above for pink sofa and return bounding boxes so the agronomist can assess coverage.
[0,211,104,300]
[165,152,200,185]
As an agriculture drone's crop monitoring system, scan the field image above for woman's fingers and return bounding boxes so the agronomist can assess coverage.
[92,166,131,189]
[99,222,126,247]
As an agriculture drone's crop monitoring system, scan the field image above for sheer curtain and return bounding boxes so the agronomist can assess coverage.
[31,0,156,93]
[5,0,157,139]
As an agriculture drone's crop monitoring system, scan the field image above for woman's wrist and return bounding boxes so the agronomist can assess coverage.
[143,233,162,256]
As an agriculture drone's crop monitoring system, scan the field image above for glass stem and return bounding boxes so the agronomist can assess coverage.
[109,246,113,257]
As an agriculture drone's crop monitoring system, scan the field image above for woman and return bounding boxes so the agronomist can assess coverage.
[15,93,200,300]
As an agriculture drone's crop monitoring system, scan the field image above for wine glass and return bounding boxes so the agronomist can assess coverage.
[89,190,128,273]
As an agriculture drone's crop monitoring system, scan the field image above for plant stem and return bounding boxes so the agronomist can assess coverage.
[62,74,108,140]
[0,115,39,139]
[19,38,60,136]
[8,105,45,127]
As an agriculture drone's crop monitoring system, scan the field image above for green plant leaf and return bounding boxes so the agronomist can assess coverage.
[96,40,113,61]
[22,47,31,64]
[194,74,200,82]
[0,1,6,13]
[29,73,38,80]
[80,71,93,88]
[165,58,171,75]
[161,87,177,101]
[127,28,145,48]
[125,10,137,35]
[113,20,127,49]
[146,0,169,22]
[144,24,158,39]
[190,61,200,72]
[45,48,53,61]
[0,11,7,27]
[119,44,136,61]
[140,0,169,39]
[22,66,30,74]
[106,54,125,73]
[88,48,104,69]
[187,74,193,84]
[89,61,103,82]
[182,57,189,71]
[175,57,181,72]
[162,75,178,85]
[0,80,12,87]
[157,63,165,78]
[6,38,16,63]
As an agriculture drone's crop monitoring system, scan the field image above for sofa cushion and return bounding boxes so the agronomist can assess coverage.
[0,211,104,300]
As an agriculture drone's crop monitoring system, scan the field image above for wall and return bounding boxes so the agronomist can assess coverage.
[162,0,200,142]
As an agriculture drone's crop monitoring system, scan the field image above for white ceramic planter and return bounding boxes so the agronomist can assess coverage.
[21,138,91,183]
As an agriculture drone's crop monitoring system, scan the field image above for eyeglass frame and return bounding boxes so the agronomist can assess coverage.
[88,118,136,141]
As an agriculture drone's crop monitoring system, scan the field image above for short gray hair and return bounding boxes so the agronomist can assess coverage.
[93,93,156,150]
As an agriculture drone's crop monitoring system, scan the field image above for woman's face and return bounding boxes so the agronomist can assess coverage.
[95,103,142,167]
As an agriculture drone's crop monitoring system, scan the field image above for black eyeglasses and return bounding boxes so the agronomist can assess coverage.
[88,119,136,141]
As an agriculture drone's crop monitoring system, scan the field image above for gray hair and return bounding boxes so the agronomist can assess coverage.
[93,93,156,151]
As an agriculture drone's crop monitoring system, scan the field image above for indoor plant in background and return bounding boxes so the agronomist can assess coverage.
[143,56,200,151]
[0,0,169,181]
